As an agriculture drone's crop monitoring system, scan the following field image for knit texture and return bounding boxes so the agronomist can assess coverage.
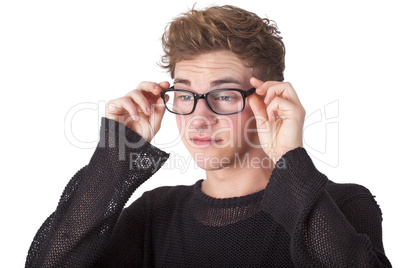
[26,118,392,267]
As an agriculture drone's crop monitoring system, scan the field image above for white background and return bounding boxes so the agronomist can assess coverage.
[1,0,401,266]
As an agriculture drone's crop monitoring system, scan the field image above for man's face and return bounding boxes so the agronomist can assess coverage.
[174,50,264,170]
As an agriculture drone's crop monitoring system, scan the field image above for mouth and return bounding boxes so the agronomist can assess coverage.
[190,136,223,146]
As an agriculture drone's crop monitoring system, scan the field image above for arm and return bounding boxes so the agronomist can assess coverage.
[95,189,149,267]
[26,81,170,267]
[26,118,168,267]
[25,118,169,267]
[248,78,391,266]
[263,147,392,267]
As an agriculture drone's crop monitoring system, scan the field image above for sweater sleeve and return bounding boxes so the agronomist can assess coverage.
[262,147,392,267]
[25,117,169,268]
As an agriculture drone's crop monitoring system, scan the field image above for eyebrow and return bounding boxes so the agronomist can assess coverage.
[173,78,242,87]
[173,78,191,86]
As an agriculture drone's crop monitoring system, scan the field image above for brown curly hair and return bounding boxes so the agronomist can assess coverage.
[160,5,285,81]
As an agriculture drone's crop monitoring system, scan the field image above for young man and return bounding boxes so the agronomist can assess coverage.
[26,5,391,267]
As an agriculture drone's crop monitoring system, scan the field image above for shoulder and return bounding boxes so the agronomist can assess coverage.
[325,180,382,217]
[326,180,372,200]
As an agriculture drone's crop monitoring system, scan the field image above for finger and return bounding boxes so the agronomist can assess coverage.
[120,97,141,121]
[150,81,170,98]
[268,82,303,107]
[135,81,169,96]
[106,98,131,116]
[151,81,171,101]
[150,97,167,133]
[266,96,298,123]
[126,90,153,116]
[106,97,140,121]
[250,77,265,89]
[123,81,170,116]
[250,77,281,95]
[158,81,171,90]
[248,94,269,127]
[251,77,302,106]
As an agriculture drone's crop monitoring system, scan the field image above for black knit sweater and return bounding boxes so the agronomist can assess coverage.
[25,118,392,267]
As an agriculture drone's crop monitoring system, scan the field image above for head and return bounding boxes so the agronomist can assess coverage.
[160,5,285,171]
[160,5,285,82]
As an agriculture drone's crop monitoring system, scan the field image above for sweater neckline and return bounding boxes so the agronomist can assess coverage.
[192,179,264,208]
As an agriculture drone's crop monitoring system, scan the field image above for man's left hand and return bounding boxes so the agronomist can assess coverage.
[248,77,306,164]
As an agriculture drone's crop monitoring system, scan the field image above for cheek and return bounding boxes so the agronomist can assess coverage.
[175,115,181,130]
[242,104,256,125]
[175,115,185,137]
[222,114,245,141]
[240,107,258,139]
[175,114,193,144]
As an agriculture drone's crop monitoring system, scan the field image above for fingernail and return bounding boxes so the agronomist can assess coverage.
[133,115,140,121]
[146,107,151,114]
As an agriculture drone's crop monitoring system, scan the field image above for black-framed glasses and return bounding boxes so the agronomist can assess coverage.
[160,87,256,115]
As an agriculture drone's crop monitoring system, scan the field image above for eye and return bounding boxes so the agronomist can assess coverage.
[218,95,233,101]
[211,92,239,102]
[177,94,193,101]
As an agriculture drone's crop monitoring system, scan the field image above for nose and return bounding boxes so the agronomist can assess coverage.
[189,99,218,130]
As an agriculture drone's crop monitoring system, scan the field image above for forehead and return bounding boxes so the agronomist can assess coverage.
[174,50,252,84]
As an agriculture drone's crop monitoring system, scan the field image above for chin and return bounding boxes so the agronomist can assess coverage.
[186,146,233,171]
[182,136,253,171]
[193,158,230,171]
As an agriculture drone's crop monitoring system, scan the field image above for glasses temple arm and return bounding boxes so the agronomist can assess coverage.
[246,87,256,96]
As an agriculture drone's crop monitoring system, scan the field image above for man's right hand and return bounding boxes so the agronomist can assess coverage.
[106,81,170,142]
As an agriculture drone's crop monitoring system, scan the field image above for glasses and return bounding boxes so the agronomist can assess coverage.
[160,87,256,115]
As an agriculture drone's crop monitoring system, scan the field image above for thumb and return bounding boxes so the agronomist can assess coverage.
[150,97,166,133]
[248,94,268,127]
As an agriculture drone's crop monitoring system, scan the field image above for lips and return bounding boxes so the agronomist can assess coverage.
[190,136,222,146]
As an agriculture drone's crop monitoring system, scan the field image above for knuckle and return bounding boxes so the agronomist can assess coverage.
[120,96,132,106]
[270,96,279,105]
[126,90,139,98]
[131,92,148,105]
[106,100,117,112]
[125,89,140,97]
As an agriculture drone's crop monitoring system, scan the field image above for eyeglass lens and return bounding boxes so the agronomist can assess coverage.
[163,90,244,115]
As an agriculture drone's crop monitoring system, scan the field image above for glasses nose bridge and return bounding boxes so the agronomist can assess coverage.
[194,92,208,100]
[192,92,213,113]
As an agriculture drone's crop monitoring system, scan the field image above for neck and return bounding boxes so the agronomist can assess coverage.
[201,151,274,198]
